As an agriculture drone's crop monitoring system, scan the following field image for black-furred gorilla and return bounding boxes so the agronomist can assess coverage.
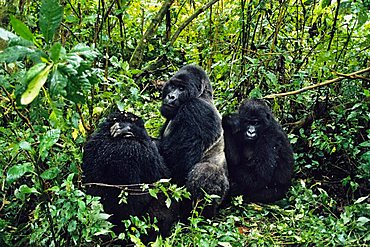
[82,111,178,241]
[222,99,294,203]
[158,65,229,216]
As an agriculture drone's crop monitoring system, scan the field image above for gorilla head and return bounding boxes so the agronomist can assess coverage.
[238,99,273,142]
[160,65,213,119]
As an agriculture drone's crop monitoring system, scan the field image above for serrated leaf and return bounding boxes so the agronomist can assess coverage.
[39,129,61,160]
[10,16,34,42]
[21,63,53,105]
[39,0,64,43]
[50,69,67,96]
[0,46,35,63]
[6,163,33,183]
[40,167,60,180]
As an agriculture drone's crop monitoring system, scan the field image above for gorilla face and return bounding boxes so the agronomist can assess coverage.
[238,99,272,143]
[108,111,150,142]
[160,65,213,119]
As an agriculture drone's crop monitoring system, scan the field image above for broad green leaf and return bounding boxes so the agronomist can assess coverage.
[266,72,278,85]
[24,63,46,84]
[9,16,34,42]
[39,128,61,160]
[67,220,77,232]
[6,163,33,183]
[19,141,32,151]
[0,46,35,63]
[50,42,65,62]
[39,0,64,43]
[20,63,53,105]
[15,184,40,200]
[40,167,60,180]
[0,27,17,41]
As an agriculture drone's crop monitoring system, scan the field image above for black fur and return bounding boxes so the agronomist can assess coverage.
[158,65,229,216]
[82,111,178,241]
[222,99,294,203]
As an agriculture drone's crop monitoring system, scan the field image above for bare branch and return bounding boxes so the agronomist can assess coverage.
[170,0,219,45]
[263,67,370,99]
[129,0,175,68]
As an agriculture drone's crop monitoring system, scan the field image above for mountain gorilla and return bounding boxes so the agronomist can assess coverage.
[158,65,229,217]
[82,111,178,242]
[222,99,294,203]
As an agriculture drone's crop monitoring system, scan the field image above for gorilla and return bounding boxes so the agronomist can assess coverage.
[82,111,178,242]
[222,99,294,203]
[158,64,229,216]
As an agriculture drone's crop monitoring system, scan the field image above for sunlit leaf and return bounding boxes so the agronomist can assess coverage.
[21,63,53,105]
[6,163,33,184]
[40,167,60,180]
[9,16,34,42]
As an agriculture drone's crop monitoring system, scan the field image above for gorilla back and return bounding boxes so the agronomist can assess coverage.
[159,65,229,216]
[82,111,177,240]
[222,99,294,203]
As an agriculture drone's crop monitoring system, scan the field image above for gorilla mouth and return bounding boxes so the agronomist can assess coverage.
[163,103,175,109]
[121,131,134,138]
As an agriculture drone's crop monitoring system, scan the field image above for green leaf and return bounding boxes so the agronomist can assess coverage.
[0,27,17,41]
[266,72,278,85]
[15,184,40,200]
[6,163,33,184]
[67,220,77,233]
[10,16,34,42]
[20,63,53,105]
[39,129,61,160]
[50,42,64,62]
[40,167,60,180]
[19,141,32,151]
[149,188,158,199]
[39,0,64,43]
[0,46,35,63]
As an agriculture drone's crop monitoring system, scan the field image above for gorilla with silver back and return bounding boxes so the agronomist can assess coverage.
[158,65,229,216]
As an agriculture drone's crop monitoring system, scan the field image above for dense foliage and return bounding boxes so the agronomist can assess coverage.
[0,0,369,246]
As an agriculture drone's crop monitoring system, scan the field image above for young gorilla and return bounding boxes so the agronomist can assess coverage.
[222,99,294,203]
[82,111,178,242]
[158,65,229,217]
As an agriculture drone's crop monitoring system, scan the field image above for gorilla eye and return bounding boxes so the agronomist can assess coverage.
[249,120,259,126]
[178,85,185,91]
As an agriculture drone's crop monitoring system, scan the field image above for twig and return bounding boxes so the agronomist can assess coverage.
[75,104,91,132]
[170,0,219,46]
[1,85,34,131]
[263,67,370,99]
[84,182,155,189]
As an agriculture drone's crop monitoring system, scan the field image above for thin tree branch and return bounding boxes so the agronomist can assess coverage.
[129,0,175,68]
[169,0,219,46]
[263,67,370,99]
[1,85,34,132]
